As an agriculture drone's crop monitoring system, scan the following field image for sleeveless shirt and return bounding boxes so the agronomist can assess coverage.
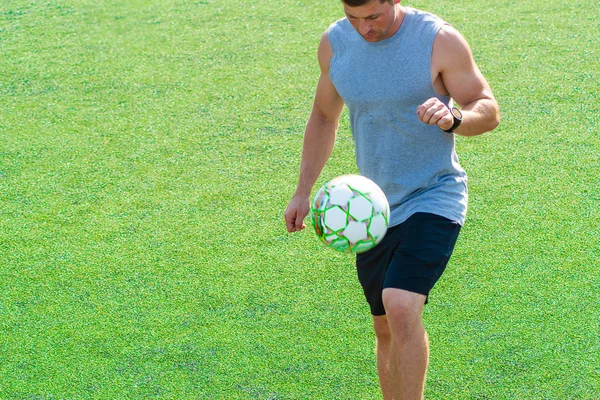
[327,7,468,227]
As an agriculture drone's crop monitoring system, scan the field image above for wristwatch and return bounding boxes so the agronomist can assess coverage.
[443,107,462,133]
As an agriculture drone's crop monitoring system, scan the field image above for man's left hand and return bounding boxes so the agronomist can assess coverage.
[416,98,454,131]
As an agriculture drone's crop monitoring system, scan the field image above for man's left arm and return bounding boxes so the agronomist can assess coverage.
[417,24,500,136]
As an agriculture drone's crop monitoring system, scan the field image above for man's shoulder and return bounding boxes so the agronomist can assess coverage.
[432,24,470,57]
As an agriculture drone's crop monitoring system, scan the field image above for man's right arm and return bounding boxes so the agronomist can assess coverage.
[284,32,345,232]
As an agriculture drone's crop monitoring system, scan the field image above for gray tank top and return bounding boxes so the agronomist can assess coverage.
[327,7,468,226]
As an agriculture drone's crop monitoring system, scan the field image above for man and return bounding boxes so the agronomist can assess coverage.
[284,0,499,398]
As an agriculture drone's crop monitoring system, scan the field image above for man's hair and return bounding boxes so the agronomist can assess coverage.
[342,0,394,6]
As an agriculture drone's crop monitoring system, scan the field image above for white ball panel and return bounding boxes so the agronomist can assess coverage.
[369,213,388,241]
[322,206,348,232]
[346,175,374,194]
[343,221,368,243]
[347,195,374,221]
[328,185,354,206]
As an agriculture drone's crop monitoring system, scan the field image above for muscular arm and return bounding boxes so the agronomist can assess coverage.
[285,32,345,232]
[418,24,500,136]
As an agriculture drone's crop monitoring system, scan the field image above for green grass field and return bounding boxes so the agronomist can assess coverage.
[1,0,598,398]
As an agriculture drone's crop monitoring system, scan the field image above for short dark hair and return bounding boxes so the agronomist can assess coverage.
[342,0,393,6]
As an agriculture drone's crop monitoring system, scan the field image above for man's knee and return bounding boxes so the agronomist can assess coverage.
[381,288,426,338]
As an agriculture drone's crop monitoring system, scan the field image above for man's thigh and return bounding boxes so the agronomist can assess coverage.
[356,212,461,315]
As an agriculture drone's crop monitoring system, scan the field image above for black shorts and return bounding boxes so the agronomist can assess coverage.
[356,212,462,316]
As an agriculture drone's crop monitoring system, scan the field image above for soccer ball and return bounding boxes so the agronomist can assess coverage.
[311,175,390,254]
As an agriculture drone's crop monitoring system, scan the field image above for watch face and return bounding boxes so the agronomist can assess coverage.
[451,107,463,120]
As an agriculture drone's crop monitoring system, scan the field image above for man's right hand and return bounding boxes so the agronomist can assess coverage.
[284,195,310,232]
